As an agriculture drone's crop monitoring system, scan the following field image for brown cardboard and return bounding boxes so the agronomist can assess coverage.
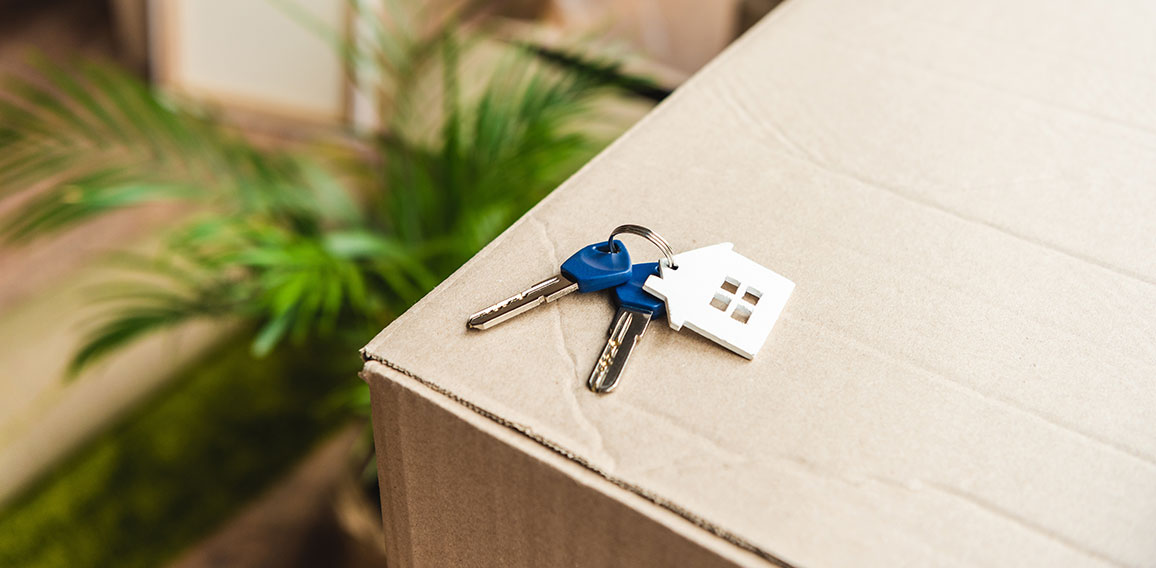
[365,360,771,567]
[362,0,1156,565]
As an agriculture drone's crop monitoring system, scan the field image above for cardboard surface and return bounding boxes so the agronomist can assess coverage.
[365,360,769,567]
[364,0,1156,565]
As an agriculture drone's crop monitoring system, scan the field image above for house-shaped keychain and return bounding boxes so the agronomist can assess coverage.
[643,243,794,359]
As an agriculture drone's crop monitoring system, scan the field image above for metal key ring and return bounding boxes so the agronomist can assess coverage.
[607,224,678,269]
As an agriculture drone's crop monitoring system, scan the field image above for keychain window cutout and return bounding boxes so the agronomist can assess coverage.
[742,288,762,305]
[710,293,731,311]
[714,277,762,324]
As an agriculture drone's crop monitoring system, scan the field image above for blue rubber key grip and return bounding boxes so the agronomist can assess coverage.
[560,239,631,292]
[614,262,665,318]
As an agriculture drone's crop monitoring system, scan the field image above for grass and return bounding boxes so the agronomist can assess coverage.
[0,335,359,568]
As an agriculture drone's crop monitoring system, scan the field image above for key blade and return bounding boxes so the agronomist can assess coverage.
[467,274,579,330]
[588,307,653,393]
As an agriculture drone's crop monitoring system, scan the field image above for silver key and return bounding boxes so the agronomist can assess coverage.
[587,307,653,393]
[467,274,578,330]
[587,261,666,393]
[466,239,633,330]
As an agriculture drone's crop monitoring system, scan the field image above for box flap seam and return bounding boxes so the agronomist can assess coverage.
[361,353,796,568]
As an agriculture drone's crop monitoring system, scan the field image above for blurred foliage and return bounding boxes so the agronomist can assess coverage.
[0,3,654,564]
[0,337,356,568]
[0,2,652,380]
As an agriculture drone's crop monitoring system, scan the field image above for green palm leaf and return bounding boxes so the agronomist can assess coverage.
[0,58,335,241]
[1,7,650,374]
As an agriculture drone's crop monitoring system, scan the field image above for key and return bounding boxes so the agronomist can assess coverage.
[467,239,632,330]
[588,262,666,393]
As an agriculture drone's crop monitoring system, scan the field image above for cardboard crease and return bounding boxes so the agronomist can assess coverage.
[361,356,795,567]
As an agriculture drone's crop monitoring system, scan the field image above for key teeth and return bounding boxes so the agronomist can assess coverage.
[588,336,623,393]
[587,308,650,394]
[465,275,578,330]
[467,296,519,327]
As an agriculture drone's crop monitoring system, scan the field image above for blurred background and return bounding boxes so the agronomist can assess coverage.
[0,0,778,566]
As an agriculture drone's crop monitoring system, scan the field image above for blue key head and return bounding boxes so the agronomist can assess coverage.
[614,262,665,319]
[561,239,632,292]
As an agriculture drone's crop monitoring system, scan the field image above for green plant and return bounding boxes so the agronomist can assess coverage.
[0,339,356,568]
[0,6,653,378]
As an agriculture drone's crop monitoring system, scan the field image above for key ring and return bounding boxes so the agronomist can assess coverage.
[607,224,678,269]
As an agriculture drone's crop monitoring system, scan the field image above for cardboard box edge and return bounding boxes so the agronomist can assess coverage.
[361,357,791,567]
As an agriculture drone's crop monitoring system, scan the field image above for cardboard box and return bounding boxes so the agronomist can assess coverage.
[362,0,1156,565]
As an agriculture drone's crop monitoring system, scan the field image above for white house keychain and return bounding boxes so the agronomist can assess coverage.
[467,223,795,395]
[643,241,794,359]
[584,225,795,396]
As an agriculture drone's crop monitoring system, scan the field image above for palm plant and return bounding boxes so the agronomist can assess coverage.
[0,5,654,377]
